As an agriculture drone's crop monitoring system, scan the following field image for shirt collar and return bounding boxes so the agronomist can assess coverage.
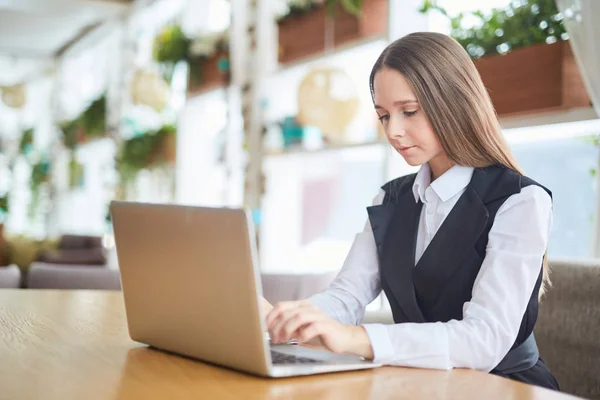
[412,163,474,203]
[412,163,431,203]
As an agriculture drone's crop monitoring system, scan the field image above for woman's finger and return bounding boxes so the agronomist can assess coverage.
[278,310,326,342]
[297,321,326,344]
[266,300,305,327]
[267,301,316,330]
[270,308,306,342]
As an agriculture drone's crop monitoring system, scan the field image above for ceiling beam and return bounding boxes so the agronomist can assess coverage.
[0,0,132,13]
[54,21,104,58]
[0,47,54,58]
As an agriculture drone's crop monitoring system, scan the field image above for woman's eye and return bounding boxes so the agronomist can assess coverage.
[404,110,418,117]
[378,114,390,122]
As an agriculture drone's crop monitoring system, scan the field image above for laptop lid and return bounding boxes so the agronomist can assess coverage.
[110,201,272,376]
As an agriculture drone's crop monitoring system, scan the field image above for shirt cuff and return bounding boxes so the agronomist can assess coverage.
[362,323,395,364]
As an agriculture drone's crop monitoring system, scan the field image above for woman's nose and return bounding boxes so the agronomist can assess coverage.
[387,117,407,139]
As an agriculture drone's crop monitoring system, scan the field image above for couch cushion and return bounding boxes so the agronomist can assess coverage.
[58,235,103,250]
[0,265,21,289]
[27,263,121,290]
[261,271,337,305]
[37,247,106,265]
[535,257,600,399]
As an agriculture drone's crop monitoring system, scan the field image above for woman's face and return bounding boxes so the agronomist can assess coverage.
[373,67,446,169]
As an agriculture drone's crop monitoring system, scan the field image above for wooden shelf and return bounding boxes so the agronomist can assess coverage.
[277,0,388,66]
[273,34,387,77]
[264,140,386,158]
[186,84,228,99]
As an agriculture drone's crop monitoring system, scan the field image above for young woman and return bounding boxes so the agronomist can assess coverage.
[263,32,559,390]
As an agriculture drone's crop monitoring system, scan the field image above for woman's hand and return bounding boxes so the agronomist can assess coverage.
[261,297,273,315]
[266,299,374,360]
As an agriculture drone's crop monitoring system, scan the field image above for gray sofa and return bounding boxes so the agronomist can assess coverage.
[26,262,121,290]
[260,271,337,305]
[0,264,21,288]
[535,257,600,399]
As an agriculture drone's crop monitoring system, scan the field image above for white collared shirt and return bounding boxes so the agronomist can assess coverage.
[309,163,553,371]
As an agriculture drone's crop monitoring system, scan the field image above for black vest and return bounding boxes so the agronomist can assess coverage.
[366,165,551,373]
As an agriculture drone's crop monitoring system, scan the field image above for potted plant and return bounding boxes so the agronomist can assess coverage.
[419,0,591,117]
[79,95,107,142]
[153,25,230,94]
[58,94,108,147]
[29,159,51,219]
[117,124,177,187]
[68,155,84,189]
[19,128,34,156]
[277,0,388,64]
[0,194,8,221]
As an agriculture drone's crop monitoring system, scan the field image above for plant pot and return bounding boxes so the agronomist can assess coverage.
[277,0,388,65]
[187,52,230,95]
[474,40,591,117]
[148,134,176,168]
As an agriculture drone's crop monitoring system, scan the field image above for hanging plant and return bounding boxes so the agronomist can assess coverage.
[418,0,567,59]
[29,158,51,219]
[68,153,84,189]
[60,119,80,150]
[19,128,34,155]
[80,95,107,140]
[117,124,176,185]
[153,24,229,85]
[0,194,8,214]
[58,93,107,149]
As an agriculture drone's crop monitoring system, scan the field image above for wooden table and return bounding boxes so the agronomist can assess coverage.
[0,290,579,399]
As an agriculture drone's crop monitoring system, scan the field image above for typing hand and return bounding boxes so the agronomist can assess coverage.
[261,297,274,315]
[266,300,374,359]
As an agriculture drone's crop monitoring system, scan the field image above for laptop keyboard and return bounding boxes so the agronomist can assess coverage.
[270,350,325,365]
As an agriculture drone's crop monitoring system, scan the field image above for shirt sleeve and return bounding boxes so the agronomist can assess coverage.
[308,189,385,325]
[361,185,553,371]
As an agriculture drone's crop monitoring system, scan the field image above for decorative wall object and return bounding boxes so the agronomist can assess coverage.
[0,84,26,109]
[296,67,359,143]
[130,69,171,111]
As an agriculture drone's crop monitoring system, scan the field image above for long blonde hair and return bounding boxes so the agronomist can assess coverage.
[369,32,550,296]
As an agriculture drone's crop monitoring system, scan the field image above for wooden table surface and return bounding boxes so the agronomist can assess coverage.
[0,290,580,400]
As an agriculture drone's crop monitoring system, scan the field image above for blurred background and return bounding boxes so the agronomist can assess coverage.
[0,0,598,284]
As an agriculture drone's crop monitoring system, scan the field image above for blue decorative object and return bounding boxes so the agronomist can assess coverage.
[251,208,262,226]
[217,57,230,71]
[280,116,304,148]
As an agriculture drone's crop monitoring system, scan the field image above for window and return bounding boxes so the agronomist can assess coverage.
[505,120,600,258]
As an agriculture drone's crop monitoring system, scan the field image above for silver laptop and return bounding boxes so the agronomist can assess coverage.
[110,201,380,378]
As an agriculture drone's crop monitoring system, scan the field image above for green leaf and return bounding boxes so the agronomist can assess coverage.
[418,0,566,58]
[117,124,176,185]
[341,0,363,16]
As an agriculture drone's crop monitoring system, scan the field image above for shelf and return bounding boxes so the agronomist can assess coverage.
[273,34,388,77]
[186,83,229,100]
[500,106,598,130]
[264,140,387,159]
